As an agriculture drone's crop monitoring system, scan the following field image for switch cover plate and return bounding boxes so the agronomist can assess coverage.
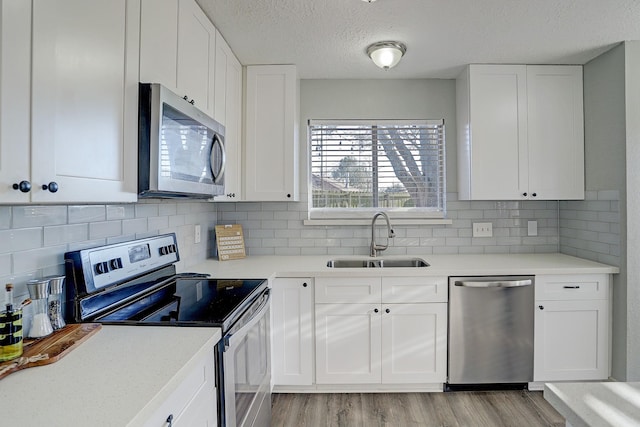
[195,224,201,244]
[528,220,538,236]
[473,222,493,237]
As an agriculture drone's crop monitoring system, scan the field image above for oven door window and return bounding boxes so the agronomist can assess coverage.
[224,306,270,427]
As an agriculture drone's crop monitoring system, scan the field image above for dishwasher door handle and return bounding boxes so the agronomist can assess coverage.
[454,279,533,288]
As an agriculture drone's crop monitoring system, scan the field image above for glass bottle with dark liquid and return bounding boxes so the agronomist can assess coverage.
[0,284,24,361]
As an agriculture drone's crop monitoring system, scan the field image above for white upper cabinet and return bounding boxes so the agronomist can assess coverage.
[244,65,299,201]
[457,64,584,200]
[1,0,139,204]
[139,0,179,92]
[0,0,31,203]
[213,31,243,201]
[140,0,215,118]
[526,66,585,200]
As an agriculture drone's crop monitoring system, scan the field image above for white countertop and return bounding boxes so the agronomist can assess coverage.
[189,253,619,279]
[545,382,640,427]
[0,325,221,427]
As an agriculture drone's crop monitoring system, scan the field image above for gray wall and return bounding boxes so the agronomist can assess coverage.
[564,40,640,381]
[624,40,640,380]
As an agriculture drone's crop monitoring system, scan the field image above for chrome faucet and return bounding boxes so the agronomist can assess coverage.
[370,211,395,257]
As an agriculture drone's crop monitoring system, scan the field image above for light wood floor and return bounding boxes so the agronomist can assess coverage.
[271,391,565,427]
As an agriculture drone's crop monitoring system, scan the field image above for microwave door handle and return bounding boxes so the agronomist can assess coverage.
[211,134,226,184]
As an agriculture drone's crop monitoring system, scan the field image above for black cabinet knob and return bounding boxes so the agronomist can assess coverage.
[42,182,59,193]
[302,282,308,287]
[166,414,173,427]
[532,192,537,197]
[539,305,544,310]
[189,99,195,105]
[385,308,390,314]
[522,192,527,197]
[12,180,31,193]
[374,308,379,313]
[287,193,291,198]
[183,95,189,101]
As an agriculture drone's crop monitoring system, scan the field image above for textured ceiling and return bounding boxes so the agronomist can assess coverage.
[195,0,640,79]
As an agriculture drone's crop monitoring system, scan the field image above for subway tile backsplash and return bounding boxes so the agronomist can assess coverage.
[218,192,561,256]
[1,200,218,303]
[559,190,621,266]
[1,190,621,307]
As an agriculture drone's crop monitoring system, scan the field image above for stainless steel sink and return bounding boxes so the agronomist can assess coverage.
[326,257,429,268]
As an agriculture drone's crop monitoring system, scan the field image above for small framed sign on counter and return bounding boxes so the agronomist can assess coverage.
[215,224,246,260]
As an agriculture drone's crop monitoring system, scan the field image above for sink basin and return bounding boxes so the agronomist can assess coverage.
[326,257,429,268]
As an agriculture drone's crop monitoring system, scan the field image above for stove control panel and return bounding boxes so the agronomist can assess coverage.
[66,233,180,294]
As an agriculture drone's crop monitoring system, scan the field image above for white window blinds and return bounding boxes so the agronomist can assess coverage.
[309,119,446,215]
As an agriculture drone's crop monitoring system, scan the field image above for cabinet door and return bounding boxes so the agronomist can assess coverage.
[0,0,31,203]
[271,278,314,386]
[458,64,528,200]
[315,303,381,384]
[213,31,243,201]
[143,347,215,427]
[381,303,447,384]
[30,0,139,203]
[244,65,299,201]
[527,65,584,200]
[177,0,215,117]
[139,0,179,92]
[534,299,609,381]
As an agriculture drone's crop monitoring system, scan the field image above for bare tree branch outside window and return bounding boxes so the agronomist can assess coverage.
[309,120,445,214]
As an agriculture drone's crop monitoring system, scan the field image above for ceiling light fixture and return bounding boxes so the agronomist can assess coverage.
[366,41,406,70]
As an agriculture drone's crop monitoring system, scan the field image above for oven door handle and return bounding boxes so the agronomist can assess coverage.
[224,291,270,351]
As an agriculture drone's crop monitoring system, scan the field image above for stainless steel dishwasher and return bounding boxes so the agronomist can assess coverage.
[448,276,534,387]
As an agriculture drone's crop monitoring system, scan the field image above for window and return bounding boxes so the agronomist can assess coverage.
[309,119,446,219]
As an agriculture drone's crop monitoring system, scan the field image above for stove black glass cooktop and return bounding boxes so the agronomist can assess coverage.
[97,278,267,329]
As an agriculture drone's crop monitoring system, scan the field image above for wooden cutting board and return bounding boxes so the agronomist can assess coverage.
[0,323,101,380]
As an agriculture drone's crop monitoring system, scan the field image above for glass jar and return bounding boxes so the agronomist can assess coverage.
[27,279,53,338]
[46,275,66,330]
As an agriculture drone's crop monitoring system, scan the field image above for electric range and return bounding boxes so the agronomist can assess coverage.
[64,233,271,427]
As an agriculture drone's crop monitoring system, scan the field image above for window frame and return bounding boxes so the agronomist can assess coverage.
[307,119,447,221]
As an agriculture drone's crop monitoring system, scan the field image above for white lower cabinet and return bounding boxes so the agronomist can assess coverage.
[144,346,217,427]
[315,303,382,384]
[314,276,447,385]
[533,274,610,382]
[381,303,447,384]
[271,278,314,386]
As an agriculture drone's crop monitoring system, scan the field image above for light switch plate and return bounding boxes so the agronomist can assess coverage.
[528,221,538,236]
[473,222,493,237]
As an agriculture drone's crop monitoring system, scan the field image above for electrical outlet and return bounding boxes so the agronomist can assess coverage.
[528,220,538,236]
[473,222,493,237]
[194,224,201,244]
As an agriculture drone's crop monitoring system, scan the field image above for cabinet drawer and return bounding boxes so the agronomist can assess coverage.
[143,350,214,427]
[381,276,447,303]
[536,274,609,301]
[315,277,381,304]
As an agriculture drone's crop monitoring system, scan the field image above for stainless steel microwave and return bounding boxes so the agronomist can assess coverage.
[138,83,225,199]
